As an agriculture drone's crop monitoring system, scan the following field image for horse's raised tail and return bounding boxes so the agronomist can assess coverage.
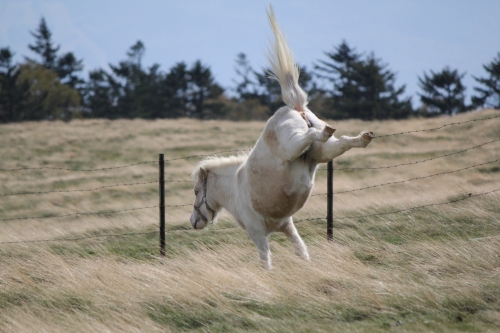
[266,5,308,112]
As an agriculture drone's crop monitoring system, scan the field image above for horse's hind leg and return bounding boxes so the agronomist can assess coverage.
[313,132,374,163]
[246,227,272,269]
[279,218,309,260]
[278,125,334,162]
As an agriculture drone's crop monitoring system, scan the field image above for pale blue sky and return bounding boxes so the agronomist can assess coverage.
[1,0,499,106]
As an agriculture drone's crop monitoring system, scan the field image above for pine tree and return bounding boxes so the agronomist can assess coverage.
[472,53,500,109]
[83,69,115,118]
[315,40,360,88]
[315,41,412,120]
[315,42,361,119]
[315,42,358,119]
[0,47,29,122]
[163,60,223,119]
[127,40,145,67]
[353,53,412,120]
[232,53,257,101]
[188,60,223,119]
[56,52,84,90]
[418,67,466,115]
[27,17,60,70]
[164,62,190,117]
[27,17,84,91]
[106,40,168,119]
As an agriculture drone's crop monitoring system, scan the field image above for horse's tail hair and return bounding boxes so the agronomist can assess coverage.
[266,5,307,111]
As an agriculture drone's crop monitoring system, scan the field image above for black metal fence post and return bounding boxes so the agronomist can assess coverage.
[327,160,334,242]
[159,154,166,256]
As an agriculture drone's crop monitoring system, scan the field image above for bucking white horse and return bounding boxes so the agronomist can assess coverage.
[190,6,374,269]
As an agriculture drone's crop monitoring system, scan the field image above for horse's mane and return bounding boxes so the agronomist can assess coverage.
[191,153,248,181]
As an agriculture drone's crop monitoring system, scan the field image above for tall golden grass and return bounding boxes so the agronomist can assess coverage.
[0,110,499,332]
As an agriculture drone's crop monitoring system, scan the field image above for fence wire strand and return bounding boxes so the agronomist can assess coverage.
[0,205,158,222]
[318,138,500,171]
[312,158,500,196]
[0,161,158,172]
[0,231,158,245]
[375,113,500,138]
[0,150,247,173]
[0,203,193,222]
[162,149,249,162]
[334,188,500,220]
[1,180,159,197]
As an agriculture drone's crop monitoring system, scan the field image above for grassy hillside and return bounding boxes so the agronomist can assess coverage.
[0,110,499,332]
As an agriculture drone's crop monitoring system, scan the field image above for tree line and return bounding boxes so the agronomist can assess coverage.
[1,18,499,123]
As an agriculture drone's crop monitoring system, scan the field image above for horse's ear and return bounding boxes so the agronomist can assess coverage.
[198,167,208,182]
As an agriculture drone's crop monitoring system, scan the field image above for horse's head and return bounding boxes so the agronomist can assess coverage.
[190,167,216,229]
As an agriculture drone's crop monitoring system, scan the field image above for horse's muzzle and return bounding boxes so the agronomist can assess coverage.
[192,219,207,230]
[190,214,207,230]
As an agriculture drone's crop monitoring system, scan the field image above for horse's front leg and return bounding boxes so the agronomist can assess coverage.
[314,132,374,163]
[246,227,272,269]
[278,217,309,260]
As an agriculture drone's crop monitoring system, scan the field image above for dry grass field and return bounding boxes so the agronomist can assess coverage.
[0,109,499,332]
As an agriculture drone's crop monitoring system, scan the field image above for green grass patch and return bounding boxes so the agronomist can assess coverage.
[146,301,257,332]
[354,252,382,265]
[33,145,64,156]
[45,221,246,261]
[64,160,91,170]
[51,177,89,190]
[145,294,496,332]
[48,226,158,260]
[479,166,500,173]
[0,290,97,315]
[106,134,136,142]
[88,149,122,160]
[353,196,500,243]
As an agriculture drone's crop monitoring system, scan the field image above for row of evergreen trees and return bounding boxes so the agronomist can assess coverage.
[1,18,499,123]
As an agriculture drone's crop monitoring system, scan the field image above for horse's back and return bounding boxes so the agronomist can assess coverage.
[259,107,309,158]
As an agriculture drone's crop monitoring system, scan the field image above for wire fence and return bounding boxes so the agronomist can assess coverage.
[0,113,499,247]
[1,187,499,245]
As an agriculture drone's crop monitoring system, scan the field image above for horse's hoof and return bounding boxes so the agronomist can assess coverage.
[360,132,374,147]
[362,132,374,140]
[324,125,336,136]
[261,261,273,270]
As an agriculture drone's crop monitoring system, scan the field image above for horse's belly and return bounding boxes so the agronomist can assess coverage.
[256,191,310,219]
[249,174,312,219]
